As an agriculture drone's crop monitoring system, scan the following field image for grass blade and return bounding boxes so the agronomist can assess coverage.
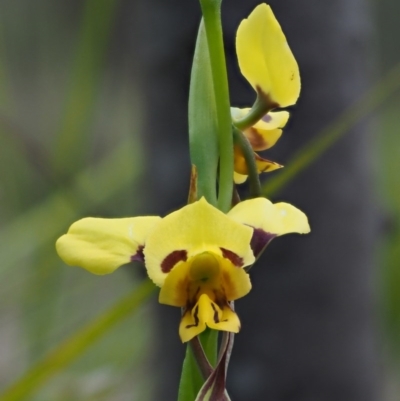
[0,279,156,401]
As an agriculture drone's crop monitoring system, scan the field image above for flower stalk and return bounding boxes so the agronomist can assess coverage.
[233,94,276,131]
[233,127,262,198]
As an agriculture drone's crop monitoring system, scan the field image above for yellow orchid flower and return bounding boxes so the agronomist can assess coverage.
[56,197,309,342]
[236,3,300,108]
[232,4,300,184]
[231,107,289,184]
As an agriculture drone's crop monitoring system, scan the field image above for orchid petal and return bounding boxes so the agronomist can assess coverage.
[236,4,300,108]
[144,198,254,287]
[56,216,161,275]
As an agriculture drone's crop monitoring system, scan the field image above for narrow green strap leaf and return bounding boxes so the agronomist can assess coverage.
[199,328,218,368]
[178,344,205,401]
[199,0,234,213]
[188,20,218,206]
[0,279,156,401]
[263,62,400,197]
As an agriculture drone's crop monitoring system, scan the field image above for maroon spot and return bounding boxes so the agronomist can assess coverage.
[220,248,244,267]
[250,228,277,258]
[261,114,272,123]
[185,305,199,328]
[161,250,187,273]
[130,245,145,263]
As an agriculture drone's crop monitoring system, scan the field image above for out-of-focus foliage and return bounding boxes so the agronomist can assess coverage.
[374,0,400,397]
[0,0,154,400]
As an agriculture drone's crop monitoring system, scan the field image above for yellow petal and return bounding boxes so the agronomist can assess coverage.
[179,294,241,342]
[205,301,241,334]
[254,153,283,173]
[234,145,283,175]
[219,255,252,300]
[160,252,252,308]
[236,4,300,107]
[234,172,248,184]
[56,216,161,275]
[179,295,209,342]
[244,127,282,152]
[159,260,190,307]
[144,198,254,287]
[232,108,289,151]
[228,197,310,236]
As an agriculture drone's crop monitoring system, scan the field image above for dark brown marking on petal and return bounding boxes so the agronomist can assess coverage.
[211,302,220,323]
[213,289,228,310]
[185,305,199,328]
[251,228,277,258]
[130,245,144,263]
[255,85,279,111]
[220,247,244,267]
[245,127,268,150]
[254,153,283,172]
[161,250,187,273]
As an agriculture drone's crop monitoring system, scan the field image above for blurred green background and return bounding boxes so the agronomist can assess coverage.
[0,0,399,400]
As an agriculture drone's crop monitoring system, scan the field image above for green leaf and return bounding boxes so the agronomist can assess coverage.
[177,344,205,401]
[188,19,218,206]
[199,328,218,368]
[177,329,219,401]
[199,0,233,212]
[0,279,156,401]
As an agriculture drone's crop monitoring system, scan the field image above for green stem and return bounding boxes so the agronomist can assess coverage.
[233,94,271,131]
[199,0,233,213]
[233,127,261,198]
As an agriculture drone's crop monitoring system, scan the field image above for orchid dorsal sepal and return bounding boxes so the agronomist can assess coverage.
[236,3,301,109]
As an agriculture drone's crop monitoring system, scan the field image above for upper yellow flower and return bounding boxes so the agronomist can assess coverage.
[56,197,310,342]
[236,3,300,108]
[232,4,300,183]
[231,107,289,183]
